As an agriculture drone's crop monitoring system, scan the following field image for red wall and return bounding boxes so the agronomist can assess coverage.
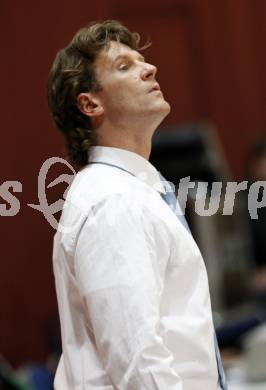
[1,0,266,366]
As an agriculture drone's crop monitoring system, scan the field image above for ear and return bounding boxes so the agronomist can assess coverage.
[77,92,104,118]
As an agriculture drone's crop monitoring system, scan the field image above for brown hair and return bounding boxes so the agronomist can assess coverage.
[47,20,150,168]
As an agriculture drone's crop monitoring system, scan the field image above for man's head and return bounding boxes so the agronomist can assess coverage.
[47,20,170,167]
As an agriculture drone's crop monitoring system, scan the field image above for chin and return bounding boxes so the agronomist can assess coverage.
[163,100,171,113]
[150,102,171,128]
[158,99,171,116]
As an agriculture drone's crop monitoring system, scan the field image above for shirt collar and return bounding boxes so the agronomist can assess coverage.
[89,146,165,194]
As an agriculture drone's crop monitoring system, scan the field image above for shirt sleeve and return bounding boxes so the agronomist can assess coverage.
[74,193,184,390]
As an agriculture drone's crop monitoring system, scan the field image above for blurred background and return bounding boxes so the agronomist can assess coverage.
[1,0,266,388]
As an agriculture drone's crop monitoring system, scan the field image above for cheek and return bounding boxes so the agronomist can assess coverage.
[105,86,139,108]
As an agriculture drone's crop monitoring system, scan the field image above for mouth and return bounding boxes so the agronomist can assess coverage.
[149,83,161,93]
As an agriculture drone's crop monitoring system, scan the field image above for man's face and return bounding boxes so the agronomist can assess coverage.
[92,41,170,127]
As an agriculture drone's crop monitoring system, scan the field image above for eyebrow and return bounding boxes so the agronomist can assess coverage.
[113,53,145,64]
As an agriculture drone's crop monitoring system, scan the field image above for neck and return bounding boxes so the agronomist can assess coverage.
[95,123,154,160]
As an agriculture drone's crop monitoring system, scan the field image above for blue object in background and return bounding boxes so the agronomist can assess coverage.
[24,365,54,390]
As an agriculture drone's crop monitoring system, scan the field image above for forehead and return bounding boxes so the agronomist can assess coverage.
[94,41,143,69]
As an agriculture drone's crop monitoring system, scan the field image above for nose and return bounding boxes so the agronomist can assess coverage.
[141,62,157,80]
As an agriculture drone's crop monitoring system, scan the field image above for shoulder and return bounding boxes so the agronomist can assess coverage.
[64,163,161,215]
[55,163,176,253]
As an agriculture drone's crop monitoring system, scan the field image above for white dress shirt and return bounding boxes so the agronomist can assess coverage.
[53,146,220,390]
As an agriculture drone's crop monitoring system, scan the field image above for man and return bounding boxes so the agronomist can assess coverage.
[48,20,226,389]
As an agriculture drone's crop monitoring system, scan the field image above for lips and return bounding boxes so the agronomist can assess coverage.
[149,83,161,93]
